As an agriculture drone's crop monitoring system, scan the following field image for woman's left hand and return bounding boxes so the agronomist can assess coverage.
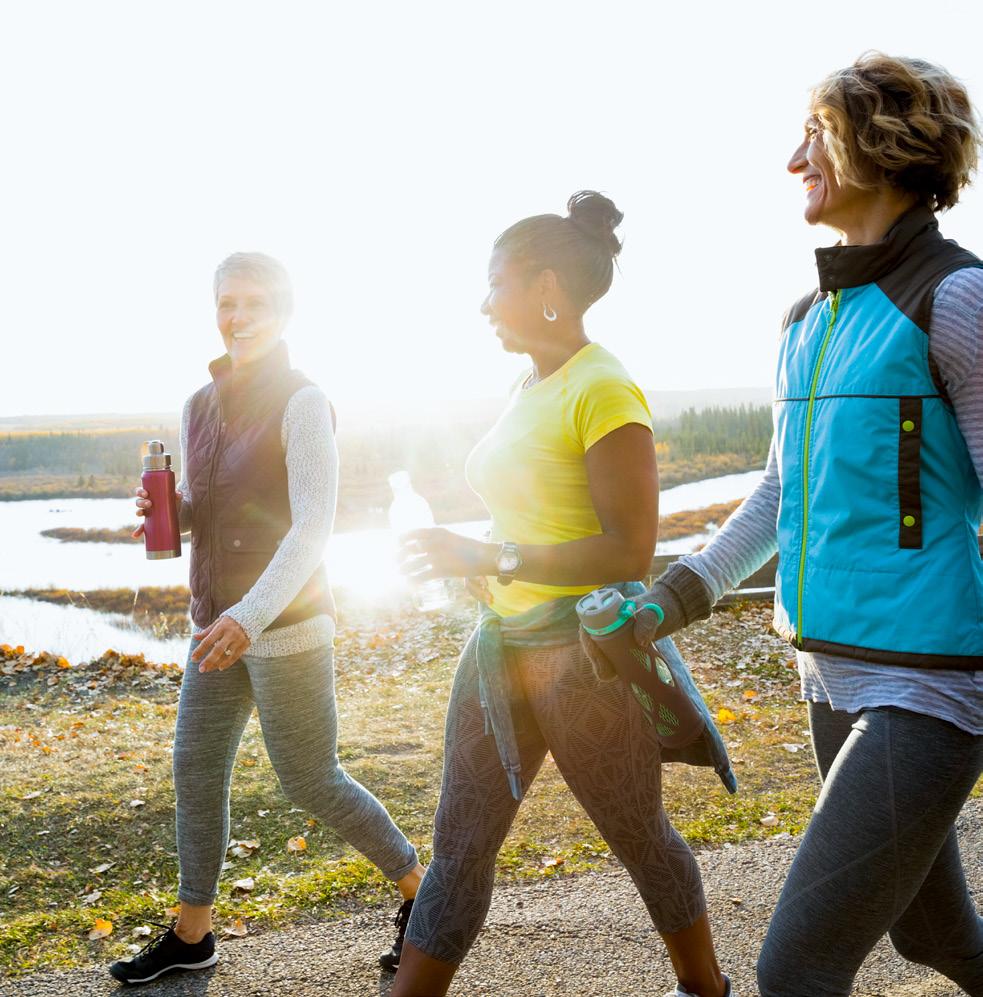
[398,528,495,580]
[191,616,251,672]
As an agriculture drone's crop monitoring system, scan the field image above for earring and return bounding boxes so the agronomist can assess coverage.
[543,304,557,322]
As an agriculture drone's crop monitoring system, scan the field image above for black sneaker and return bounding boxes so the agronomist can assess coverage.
[378,898,413,973]
[109,924,218,985]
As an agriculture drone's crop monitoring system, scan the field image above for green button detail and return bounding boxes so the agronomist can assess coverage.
[903,515,916,527]
[902,420,915,432]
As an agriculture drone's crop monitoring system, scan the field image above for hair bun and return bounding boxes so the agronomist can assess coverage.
[566,190,624,259]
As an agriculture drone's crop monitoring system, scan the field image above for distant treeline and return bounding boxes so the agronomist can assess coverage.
[0,405,773,525]
[0,405,771,477]
[654,404,772,462]
[0,427,176,477]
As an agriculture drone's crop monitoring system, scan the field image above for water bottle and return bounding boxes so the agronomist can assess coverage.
[577,587,705,748]
[388,470,450,611]
[141,440,182,560]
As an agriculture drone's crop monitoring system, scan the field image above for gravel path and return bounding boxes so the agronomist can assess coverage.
[6,800,980,997]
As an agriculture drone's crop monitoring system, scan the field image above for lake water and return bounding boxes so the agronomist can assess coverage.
[0,469,764,661]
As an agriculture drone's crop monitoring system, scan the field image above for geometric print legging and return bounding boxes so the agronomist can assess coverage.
[405,637,707,964]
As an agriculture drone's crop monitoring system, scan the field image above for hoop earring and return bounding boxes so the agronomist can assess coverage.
[543,304,558,322]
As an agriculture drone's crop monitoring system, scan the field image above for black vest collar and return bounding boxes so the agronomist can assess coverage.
[208,340,291,407]
[814,206,938,293]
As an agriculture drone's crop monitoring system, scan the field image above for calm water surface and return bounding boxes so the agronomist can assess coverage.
[0,469,764,661]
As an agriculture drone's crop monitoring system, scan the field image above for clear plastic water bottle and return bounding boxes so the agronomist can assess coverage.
[388,470,450,611]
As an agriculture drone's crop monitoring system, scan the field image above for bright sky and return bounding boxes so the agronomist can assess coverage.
[3,0,981,419]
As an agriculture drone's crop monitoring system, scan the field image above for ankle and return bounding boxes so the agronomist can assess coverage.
[397,864,426,900]
[677,972,727,997]
[174,920,211,945]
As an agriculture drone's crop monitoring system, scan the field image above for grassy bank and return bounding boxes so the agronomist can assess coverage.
[7,588,191,639]
[0,600,823,976]
[0,475,132,501]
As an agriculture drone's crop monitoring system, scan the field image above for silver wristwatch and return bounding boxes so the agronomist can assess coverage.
[495,541,522,586]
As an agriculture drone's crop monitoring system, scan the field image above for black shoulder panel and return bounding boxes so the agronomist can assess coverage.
[876,228,982,335]
[782,289,822,333]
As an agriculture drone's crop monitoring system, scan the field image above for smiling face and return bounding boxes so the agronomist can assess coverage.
[215,275,284,367]
[787,115,871,232]
[480,249,554,354]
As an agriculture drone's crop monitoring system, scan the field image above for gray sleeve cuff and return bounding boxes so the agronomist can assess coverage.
[651,562,714,635]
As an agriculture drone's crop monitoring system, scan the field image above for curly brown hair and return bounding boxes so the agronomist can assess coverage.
[810,52,981,211]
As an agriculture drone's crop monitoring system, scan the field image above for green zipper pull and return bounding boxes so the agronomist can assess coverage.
[796,289,841,648]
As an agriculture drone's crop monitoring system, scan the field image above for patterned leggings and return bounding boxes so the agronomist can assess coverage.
[405,639,707,964]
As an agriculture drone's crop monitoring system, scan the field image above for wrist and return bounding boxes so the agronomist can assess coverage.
[478,542,500,577]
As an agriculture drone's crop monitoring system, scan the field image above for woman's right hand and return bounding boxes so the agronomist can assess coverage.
[131,486,183,539]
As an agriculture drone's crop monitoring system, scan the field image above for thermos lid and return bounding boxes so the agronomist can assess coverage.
[576,587,627,631]
[143,440,172,471]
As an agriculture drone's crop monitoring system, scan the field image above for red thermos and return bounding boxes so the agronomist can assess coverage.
[141,440,182,560]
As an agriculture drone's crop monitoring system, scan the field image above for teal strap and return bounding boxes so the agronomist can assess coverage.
[638,602,665,626]
[582,600,665,636]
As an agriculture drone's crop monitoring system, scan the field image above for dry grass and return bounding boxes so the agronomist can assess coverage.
[0,600,824,975]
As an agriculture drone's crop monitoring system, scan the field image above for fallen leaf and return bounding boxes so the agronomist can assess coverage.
[228,838,260,859]
[90,862,114,875]
[88,918,113,940]
[286,835,307,852]
[781,742,807,753]
[21,791,42,800]
[742,690,758,700]
[129,799,145,809]
[716,708,738,725]
[232,877,255,893]
[257,810,270,818]
[223,918,248,938]
[729,897,744,905]
[165,905,181,918]
[760,813,779,827]
[542,857,565,869]
[132,926,152,937]
[306,818,317,828]
[82,890,103,905]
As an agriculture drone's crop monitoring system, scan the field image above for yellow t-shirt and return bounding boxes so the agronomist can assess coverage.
[465,342,653,617]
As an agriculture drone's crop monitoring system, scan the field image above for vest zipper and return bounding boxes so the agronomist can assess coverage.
[205,414,226,622]
[795,289,841,647]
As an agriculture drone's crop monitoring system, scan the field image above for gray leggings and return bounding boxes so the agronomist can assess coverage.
[758,702,983,997]
[173,641,419,906]
[405,639,707,964]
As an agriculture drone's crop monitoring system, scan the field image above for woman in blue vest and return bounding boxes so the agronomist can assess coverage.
[110,253,425,985]
[586,53,983,995]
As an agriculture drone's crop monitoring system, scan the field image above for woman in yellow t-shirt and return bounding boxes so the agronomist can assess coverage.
[392,192,731,997]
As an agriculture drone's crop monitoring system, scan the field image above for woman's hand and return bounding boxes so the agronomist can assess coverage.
[398,528,496,581]
[131,486,183,540]
[191,616,251,672]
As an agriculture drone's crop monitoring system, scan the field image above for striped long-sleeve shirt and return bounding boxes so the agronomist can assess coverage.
[679,267,983,735]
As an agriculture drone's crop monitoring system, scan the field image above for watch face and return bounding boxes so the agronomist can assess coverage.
[499,551,520,573]
[498,545,520,573]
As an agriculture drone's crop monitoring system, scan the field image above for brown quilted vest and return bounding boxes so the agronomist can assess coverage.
[185,341,335,631]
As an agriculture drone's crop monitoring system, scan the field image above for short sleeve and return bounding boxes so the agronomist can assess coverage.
[573,375,653,452]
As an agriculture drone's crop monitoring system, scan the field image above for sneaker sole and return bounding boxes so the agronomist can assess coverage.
[110,953,219,985]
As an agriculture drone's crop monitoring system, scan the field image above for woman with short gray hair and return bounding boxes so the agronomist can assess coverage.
[109,252,425,985]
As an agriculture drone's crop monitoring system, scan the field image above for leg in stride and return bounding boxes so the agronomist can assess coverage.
[757,704,983,997]
[518,642,726,997]
[394,634,549,996]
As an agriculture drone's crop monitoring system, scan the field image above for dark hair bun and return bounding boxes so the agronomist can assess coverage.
[566,190,624,259]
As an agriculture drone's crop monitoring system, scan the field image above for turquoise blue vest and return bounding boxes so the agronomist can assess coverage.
[773,208,983,669]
